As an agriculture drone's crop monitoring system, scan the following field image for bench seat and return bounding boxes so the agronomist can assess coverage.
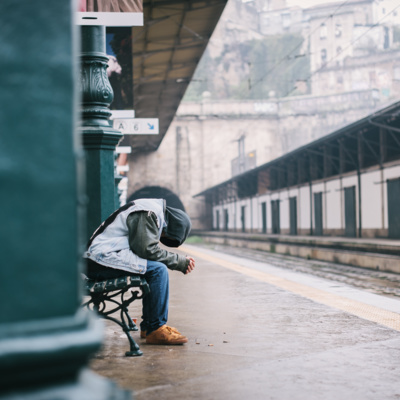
[82,274,149,356]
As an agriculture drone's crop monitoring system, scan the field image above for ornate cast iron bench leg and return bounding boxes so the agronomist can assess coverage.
[83,275,150,357]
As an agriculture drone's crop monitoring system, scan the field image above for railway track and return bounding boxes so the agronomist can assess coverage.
[197,243,400,299]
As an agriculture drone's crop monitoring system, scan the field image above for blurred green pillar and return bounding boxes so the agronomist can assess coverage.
[0,1,128,397]
[80,25,123,237]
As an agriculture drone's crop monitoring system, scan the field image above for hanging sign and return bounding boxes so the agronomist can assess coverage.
[113,118,159,135]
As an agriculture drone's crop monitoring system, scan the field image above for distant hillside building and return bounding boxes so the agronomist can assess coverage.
[239,0,400,98]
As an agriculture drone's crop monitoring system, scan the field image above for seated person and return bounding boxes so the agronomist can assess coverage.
[84,198,195,345]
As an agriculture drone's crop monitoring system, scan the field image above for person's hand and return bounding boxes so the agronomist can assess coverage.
[185,256,195,274]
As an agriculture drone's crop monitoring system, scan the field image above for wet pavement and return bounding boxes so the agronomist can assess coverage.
[89,244,400,400]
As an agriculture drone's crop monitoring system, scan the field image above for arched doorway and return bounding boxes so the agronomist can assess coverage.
[127,186,185,211]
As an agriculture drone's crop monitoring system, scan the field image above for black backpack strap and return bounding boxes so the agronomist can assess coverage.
[87,201,135,248]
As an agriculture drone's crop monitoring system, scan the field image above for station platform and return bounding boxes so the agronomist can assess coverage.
[89,243,400,400]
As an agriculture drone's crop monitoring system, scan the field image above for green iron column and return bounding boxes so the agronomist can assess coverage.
[0,1,129,398]
[80,25,123,237]
[115,170,124,208]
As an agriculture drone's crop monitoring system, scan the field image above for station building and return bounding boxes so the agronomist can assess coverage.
[196,100,400,240]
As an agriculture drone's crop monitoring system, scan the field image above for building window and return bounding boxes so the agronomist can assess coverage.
[384,26,389,49]
[321,49,327,66]
[320,23,327,39]
[393,68,400,82]
[336,47,342,66]
[335,23,342,37]
[282,12,291,29]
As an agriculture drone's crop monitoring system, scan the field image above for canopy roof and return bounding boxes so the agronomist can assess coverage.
[123,0,227,154]
[194,100,400,200]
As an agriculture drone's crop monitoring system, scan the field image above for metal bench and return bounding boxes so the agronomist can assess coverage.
[82,275,150,357]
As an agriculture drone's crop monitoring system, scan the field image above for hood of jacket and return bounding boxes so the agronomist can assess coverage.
[160,206,191,247]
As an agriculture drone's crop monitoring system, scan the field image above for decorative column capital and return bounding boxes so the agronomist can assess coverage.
[80,25,123,234]
[80,26,117,128]
[81,127,123,150]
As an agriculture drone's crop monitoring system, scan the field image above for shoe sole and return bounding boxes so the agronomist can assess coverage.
[146,338,188,345]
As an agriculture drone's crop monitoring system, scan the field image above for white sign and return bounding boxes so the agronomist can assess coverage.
[111,110,135,119]
[116,146,132,154]
[113,118,159,135]
[76,12,143,27]
[117,165,130,173]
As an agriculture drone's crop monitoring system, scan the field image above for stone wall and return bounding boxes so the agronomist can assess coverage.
[127,90,392,229]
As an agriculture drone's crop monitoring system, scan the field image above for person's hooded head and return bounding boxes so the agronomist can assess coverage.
[160,206,192,248]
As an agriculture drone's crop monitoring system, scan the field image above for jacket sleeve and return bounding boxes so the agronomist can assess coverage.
[127,211,189,273]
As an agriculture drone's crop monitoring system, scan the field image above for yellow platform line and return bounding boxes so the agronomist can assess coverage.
[181,246,400,332]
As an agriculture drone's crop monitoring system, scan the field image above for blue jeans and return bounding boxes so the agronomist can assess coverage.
[141,260,169,335]
[86,259,169,335]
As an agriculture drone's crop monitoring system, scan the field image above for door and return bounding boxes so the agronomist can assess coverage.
[261,202,267,234]
[289,197,297,235]
[314,192,323,236]
[387,178,400,238]
[271,200,280,234]
[344,186,356,237]
[224,209,229,231]
[215,210,220,231]
[241,206,246,233]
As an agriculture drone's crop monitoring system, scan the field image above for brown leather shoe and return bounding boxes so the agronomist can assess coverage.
[146,325,188,345]
[141,326,180,339]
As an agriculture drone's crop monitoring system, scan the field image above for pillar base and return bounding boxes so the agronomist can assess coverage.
[0,311,102,391]
[0,369,131,400]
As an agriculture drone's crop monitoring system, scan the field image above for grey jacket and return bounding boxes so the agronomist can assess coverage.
[84,198,188,274]
[127,211,189,273]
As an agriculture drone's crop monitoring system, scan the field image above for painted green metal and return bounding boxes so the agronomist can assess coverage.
[114,152,123,208]
[115,172,124,208]
[80,25,123,237]
[83,275,150,357]
[0,2,129,397]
